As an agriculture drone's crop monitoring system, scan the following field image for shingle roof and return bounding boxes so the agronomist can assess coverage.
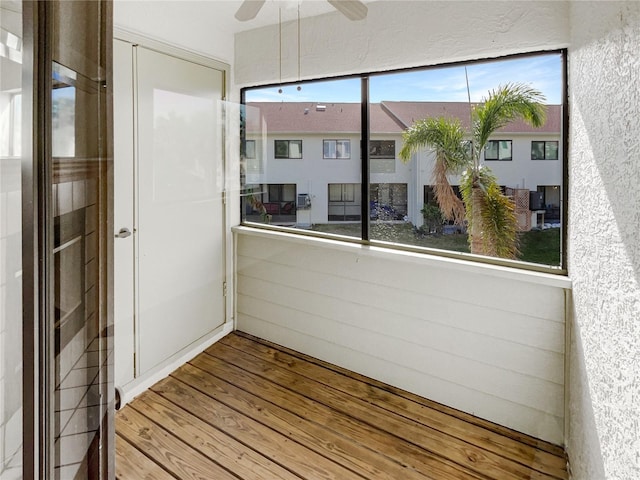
[246,101,561,135]
[382,101,562,133]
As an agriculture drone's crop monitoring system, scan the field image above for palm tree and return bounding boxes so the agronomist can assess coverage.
[399,83,547,259]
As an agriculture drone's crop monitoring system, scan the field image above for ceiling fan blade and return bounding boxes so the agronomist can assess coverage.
[327,0,368,21]
[235,0,266,21]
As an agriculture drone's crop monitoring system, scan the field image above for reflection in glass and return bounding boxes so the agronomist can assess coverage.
[152,89,216,202]
[1,1,23,476]
[242,78,362,237]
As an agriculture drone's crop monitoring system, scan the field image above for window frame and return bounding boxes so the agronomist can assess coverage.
[274,139,303,159]
[240,49,568,274]
[531,140,559,160]
[484,140,512,161]
[369,140,395,159]
[244,139,256,159]
[323,139,351,159]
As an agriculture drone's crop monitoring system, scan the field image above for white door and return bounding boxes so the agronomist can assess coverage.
[114,43,226,381]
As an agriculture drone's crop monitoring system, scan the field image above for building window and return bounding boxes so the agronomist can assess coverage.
[371,183,408,220]
[531,141,558,160]
[323,139,351,159]
[275,139,302,158]
[328,183,361,221]
[537,185,561,222]
[370,140,395,158]
[267,184,296,216]
[484,140,512,161]
[424,185,461,205]
[244,139,256,159]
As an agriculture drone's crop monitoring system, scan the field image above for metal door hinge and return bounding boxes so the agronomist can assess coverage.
[223,281,228,297]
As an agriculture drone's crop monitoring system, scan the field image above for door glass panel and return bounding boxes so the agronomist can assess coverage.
[51,1,112,478]
[1,0,23,477]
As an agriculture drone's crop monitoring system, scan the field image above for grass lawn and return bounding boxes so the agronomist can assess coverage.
[311,222,561,266]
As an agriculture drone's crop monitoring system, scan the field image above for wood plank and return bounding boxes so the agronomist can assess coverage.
[234,325,565,459]
[236,294,564,416]
[129,390,302,480]
[172,361,446,480]
[116,434,176,480]
[222,332,568,479]
[237,314,565,447]
[205,340,562,480]
[235,332,566,458]
[116,332,567,480]
[116,407,237,480]
[151,375,364,480]
[189,352,486,480]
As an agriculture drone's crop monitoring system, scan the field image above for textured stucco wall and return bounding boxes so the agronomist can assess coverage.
[567,2,640,479]
[235,1,569,87]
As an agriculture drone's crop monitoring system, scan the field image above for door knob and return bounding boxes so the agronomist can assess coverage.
[115,227,132,239]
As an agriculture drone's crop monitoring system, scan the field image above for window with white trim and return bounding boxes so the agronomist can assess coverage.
[275,140,302,159]
[323,139,350,159]
[531,141,558,160]
[484,140,512,161]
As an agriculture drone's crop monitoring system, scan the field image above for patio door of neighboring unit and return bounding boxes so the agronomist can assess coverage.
[113,40,226,388]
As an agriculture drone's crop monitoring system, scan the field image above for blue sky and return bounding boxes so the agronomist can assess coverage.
[246,52,563,105]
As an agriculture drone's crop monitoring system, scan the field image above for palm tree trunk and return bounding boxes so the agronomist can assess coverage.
[470,186,487,255]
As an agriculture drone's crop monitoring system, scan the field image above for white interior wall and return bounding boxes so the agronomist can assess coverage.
[235,1,570,87]
[113,1,235,76]
[235,227,570,444]
[235,0,639,475]
[567,3,640,479]
[111,0,640,476]
[234,1,569,443]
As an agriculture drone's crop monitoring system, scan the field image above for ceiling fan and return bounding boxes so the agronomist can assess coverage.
[235,0,368,22]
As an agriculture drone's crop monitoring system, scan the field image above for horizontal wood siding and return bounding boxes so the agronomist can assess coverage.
[235,229,568,445]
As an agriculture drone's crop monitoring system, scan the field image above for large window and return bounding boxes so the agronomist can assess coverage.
[370,183,407,220]
[275,139,302,158]
[328,183,361,221]
[484,140,512,161]
[324,139,351,159]
[370,140,395,158]
[241,51,565,270]
[244,139,256,159]
[531,141,559,160]
[370,140,396,173]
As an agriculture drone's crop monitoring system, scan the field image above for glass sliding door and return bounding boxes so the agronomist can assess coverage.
[49,1,113,477]
[18,1,114,478]
[1,1,24,477]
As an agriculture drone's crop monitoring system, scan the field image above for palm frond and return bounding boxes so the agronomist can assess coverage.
[474,83,547,151]
[461,168,518,258]
[399,117,468,172]
[479,183,519,259]
[433,156,465,223]
[399,117,469,223]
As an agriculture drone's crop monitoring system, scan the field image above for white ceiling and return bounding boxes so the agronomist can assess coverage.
[113,0,377,66]
[158,0,374,34]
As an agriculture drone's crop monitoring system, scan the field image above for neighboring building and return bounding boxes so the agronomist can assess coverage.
[243,101,562,228]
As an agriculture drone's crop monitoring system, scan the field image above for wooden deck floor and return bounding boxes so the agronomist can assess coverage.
[115,332,568,480]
